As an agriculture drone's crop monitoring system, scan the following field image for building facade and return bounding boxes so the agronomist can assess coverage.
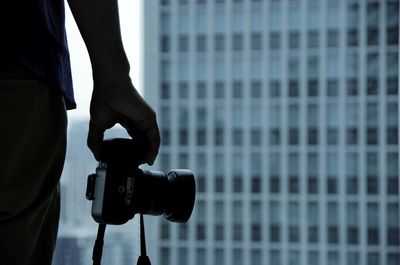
[144,0,399,265]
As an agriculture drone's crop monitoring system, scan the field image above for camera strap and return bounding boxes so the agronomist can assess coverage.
[90,215,151,265]
[137,214,152,265]
[92,223,107,265]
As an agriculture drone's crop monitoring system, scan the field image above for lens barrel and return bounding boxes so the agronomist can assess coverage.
[133,169,196,223]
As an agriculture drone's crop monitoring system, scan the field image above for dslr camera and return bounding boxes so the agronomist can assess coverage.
[86,138,196,225]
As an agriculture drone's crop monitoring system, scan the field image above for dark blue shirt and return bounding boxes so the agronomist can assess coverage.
[0,0,76,109]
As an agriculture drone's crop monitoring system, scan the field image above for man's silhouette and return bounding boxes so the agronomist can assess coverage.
[0,0,160,264]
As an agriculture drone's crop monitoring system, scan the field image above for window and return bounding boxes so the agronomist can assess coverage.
[368,253,380,265]
[388,253,400,265]
[160,82,170,99]
[308,153,319,194]
[214,81,225,98]
[214,224,223,241]
[288,129,299,146]
[160,248,170,265]
[251,33,262,51]
[196,35,207,52]
[160,220,170,239]
[387,27,399,45]
[327,30,339,47]
[214,249,224,265]
[195,82,206,99]
[270,129,280,145]
[251,81,262,98]
[178,35,189,52]
[270,81,280,97]
[233,176,243,193]
[178,224,188,240]
[196,224,205,240]
[289,80,299,97]
[270,250,281,265]
[232,81,243,98]
[251,249,261,265]
[309,251,319,265]
[387,77,398,95]
[308,56,319,78]
[367,53,378,77]
[387,52,399,77]
[233,224,243,241]
[232,33,243,51]
[367,128,378,145]
[289,31,300,49]
[161,60,171,81]
[346,128,357,145]
[215,154,224,193]
[347,29,358,46]
[308,30,319,48]
[347,252,360,265]
[347,78,358,95]
[328,252,339,265]
[327,128,338,145]
[270,32,281,50]
[161,35,169,53]
[161,0,169,5]
[251,153,261,192]
[196,249,206,265]
[367,77,378,95]
[308,129,318,145]
[307,79,318,97]
[178,82,189,99]
[178,248,188,265]
[327,79,338,97]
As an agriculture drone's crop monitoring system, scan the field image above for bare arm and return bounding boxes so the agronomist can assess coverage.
[67,0,160,165]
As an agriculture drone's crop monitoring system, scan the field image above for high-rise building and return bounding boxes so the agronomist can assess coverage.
[144,0,399,265]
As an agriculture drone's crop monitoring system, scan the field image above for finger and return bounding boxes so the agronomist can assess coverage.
[145,123,161,165]
[87,121,105,161]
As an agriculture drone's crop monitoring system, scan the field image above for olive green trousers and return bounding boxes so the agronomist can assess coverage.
[0,78,67,265]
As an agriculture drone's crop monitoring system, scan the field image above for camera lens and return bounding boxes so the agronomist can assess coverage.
[133,169,196,223]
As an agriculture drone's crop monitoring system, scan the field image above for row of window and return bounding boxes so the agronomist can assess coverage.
[160,1,399,35]
[160,78,399,100]
[161,152,399,174]
[194,175,400,195]
[160,102,398,129]
[161,223,400,246]
[160,247,400,265]
[161,49,399,83]
[161,28,399,55]
[194,175,399,195]
[161,127,399,146]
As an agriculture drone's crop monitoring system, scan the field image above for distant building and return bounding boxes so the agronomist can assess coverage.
[53,237,82,265]
[144,0,399,265]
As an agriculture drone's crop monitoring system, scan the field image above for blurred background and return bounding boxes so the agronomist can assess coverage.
[54,0,399,265]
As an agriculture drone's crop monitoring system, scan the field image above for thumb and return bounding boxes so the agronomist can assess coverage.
[87,121,105,161]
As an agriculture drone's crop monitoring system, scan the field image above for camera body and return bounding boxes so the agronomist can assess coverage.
[86,138,196,225]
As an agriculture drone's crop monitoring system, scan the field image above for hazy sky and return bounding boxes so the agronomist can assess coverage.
[65,0,143,120]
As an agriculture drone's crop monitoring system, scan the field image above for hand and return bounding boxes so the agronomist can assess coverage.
[87,78,160,165]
